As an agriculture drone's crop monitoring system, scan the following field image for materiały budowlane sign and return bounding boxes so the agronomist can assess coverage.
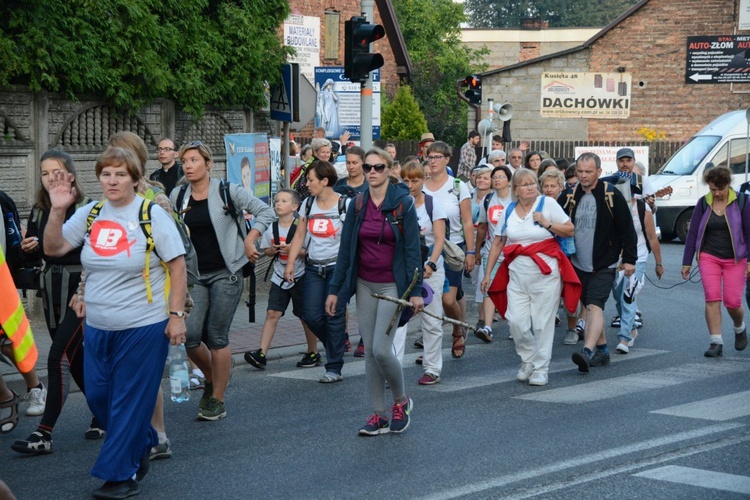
[686,35,750,84]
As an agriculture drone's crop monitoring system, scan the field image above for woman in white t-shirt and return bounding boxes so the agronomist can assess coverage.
[285,160,350,383]
[481,169,576,387]
[44,147,187,498]
[423,141,475,359]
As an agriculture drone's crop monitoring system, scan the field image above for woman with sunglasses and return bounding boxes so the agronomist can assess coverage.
[482,169,577,387]
[423,141,475,359]
[171,141,274,421]
[326,148,423,434]
[285,160,350,382]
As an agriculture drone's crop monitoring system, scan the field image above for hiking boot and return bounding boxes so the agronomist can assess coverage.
[24,385,46,416]
[11,430,52,455]
[244,349,267,370]
[199,381,213,411]
[564,329,579,345]
[297,352,322,368]
[418,372,441,385]
[149,439,172,460]
[353,341,365,358]
[736,328,748,351]
[390,397,413,433]
[516,362,534,382]
[198,397,226,421]
[704,343,723,358]
[590,350,611,367]
[572,350,590,373]
[359,414,389,436]
[475,326,493,343]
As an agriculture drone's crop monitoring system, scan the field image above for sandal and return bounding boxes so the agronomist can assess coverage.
[0,390,20,434]
[415,356,423,366]
[452,330,466,359]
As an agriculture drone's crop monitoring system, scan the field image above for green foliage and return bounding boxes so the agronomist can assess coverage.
[0,0,291,115]
[381,85,428,141]
[465,0,640,28]
[392,0,488,147]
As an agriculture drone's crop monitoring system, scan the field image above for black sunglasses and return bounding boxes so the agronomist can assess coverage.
[363,163,387,173]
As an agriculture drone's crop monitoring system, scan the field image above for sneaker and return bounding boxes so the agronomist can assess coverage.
[610,315,621,328]
[418,372,441,385]
[628,331,638,347]
[616,342,629,354]
[244,349,267,370]
[92,479,138,500]
[11,430,52,454]
[475,326,493,343]
[390,397,413,433]
[199,381,213,411]
[344,338,351,353]
[149,439,172,460]
[84,426,105,440]
[634,318,643,329]
[564,329,579,345]
[590,350,611,367]
[319,371,343,383]
[572,350,590,373]
[197,397,226,421]
[576,320,585,340]
[24,385,46,416]
[475,319,486,331]
[413,336,424,349]
[297,352,322,368]
[528,371,548,386]
[516,362,534,382]
[358,413,389,436]
[735,328,748,351]
[415,355,423,366]
[704,343,723,358]
[353,341,365,358]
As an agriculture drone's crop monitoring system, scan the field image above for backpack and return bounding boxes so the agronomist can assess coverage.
[562,181,616,220]
[176,179,254,278]
[0,191,23,270]
[263,217,299,281]
[304,195,348,221]
[85,199,199,303]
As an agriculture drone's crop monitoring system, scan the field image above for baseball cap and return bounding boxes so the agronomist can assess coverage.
[616,147,635,160]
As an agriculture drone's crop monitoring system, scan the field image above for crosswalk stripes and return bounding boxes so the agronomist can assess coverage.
[651,390,750,421]
[633,465,750,495]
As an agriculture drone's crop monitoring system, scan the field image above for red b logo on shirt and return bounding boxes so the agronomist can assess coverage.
[488,204,504,224]
[89,220,136,257]
[308,218,338,238]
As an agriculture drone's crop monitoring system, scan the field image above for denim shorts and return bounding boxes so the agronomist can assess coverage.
[185,268,243,349]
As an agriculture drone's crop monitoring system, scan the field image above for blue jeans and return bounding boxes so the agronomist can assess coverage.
[612,261,646,343]
[302,264,347,374]
[185,268,243,349]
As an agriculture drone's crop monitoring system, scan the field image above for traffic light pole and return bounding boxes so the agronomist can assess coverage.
[360,0,374,151]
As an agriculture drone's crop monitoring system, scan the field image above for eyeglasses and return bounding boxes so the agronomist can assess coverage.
[492,175,507,180]
[518,183,538,189]
[156,147,175,153]
[426,155,445,161]
[363,163,387,173]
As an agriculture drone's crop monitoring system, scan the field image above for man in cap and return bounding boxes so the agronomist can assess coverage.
[418,132,435,160]
[616,147,655,201]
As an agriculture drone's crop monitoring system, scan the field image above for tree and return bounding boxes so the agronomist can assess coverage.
[381,85,429,141]
[0,0,291,116]
[392,0,488,147]
[465,0,640,28]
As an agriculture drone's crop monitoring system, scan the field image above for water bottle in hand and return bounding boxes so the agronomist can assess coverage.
[168,344,190,403]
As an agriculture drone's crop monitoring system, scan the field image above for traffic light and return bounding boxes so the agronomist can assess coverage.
[464,75,482,104]
[344,16,385,84]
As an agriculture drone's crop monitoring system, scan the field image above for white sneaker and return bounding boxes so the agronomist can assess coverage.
[564,330,579,345]
[616,342,629,354]
[528,371,548,386]
[24,385,46,416]
[516,363,534,382]
[627,331,638,347]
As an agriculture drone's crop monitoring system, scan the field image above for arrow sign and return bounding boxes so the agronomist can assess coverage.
[689,73,712,82]
[270,64,294,122]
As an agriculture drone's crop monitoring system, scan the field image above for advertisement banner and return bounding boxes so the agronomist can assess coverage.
[741,0,750,30]
[573,146,649,177]
[314,66,380,140]
[541,72,632,119]
[284,15,320,84]
[686,35,750,84]
[224,133,271,206]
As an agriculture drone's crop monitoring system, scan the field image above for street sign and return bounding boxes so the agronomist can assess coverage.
[270,64,294,122]
[291,74,317,131]
[686,35,750,84]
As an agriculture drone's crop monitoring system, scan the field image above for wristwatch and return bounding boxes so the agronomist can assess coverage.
[169,311,185,318]
[425,261,438,272]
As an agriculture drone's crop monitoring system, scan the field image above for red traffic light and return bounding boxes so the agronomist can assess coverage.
[345,16,385,84]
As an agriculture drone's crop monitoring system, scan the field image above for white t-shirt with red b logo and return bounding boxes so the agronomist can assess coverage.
[300,195,351,263]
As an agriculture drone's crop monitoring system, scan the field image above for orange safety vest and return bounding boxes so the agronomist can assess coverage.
[0,246,38,373]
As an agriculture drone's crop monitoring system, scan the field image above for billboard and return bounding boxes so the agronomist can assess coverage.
[224,133,271,206]
[541,72,632,119]
[314,66,380,140]
[283,15,320,84]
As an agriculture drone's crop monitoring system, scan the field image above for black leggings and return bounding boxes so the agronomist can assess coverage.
[38,269,98,432]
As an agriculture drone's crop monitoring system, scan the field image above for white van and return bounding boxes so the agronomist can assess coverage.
[651,110,749,242]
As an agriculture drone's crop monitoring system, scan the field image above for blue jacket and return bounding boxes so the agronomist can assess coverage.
[329,182,423,301]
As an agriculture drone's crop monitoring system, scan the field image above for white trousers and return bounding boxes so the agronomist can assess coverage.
[506,266,562,373]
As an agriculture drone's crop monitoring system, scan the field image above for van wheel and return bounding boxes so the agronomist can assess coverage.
[676,210,693,243]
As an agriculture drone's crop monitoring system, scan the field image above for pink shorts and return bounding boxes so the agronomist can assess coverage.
[698,252,747,309]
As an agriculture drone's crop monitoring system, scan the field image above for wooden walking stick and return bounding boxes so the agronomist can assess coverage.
[371,293,478,333]
[384,268,420,336]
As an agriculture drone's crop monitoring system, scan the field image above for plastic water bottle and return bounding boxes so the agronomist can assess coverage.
[168,344,190,403]
[5,212,21,246]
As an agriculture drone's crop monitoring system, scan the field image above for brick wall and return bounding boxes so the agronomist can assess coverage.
[587,0,750,142]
